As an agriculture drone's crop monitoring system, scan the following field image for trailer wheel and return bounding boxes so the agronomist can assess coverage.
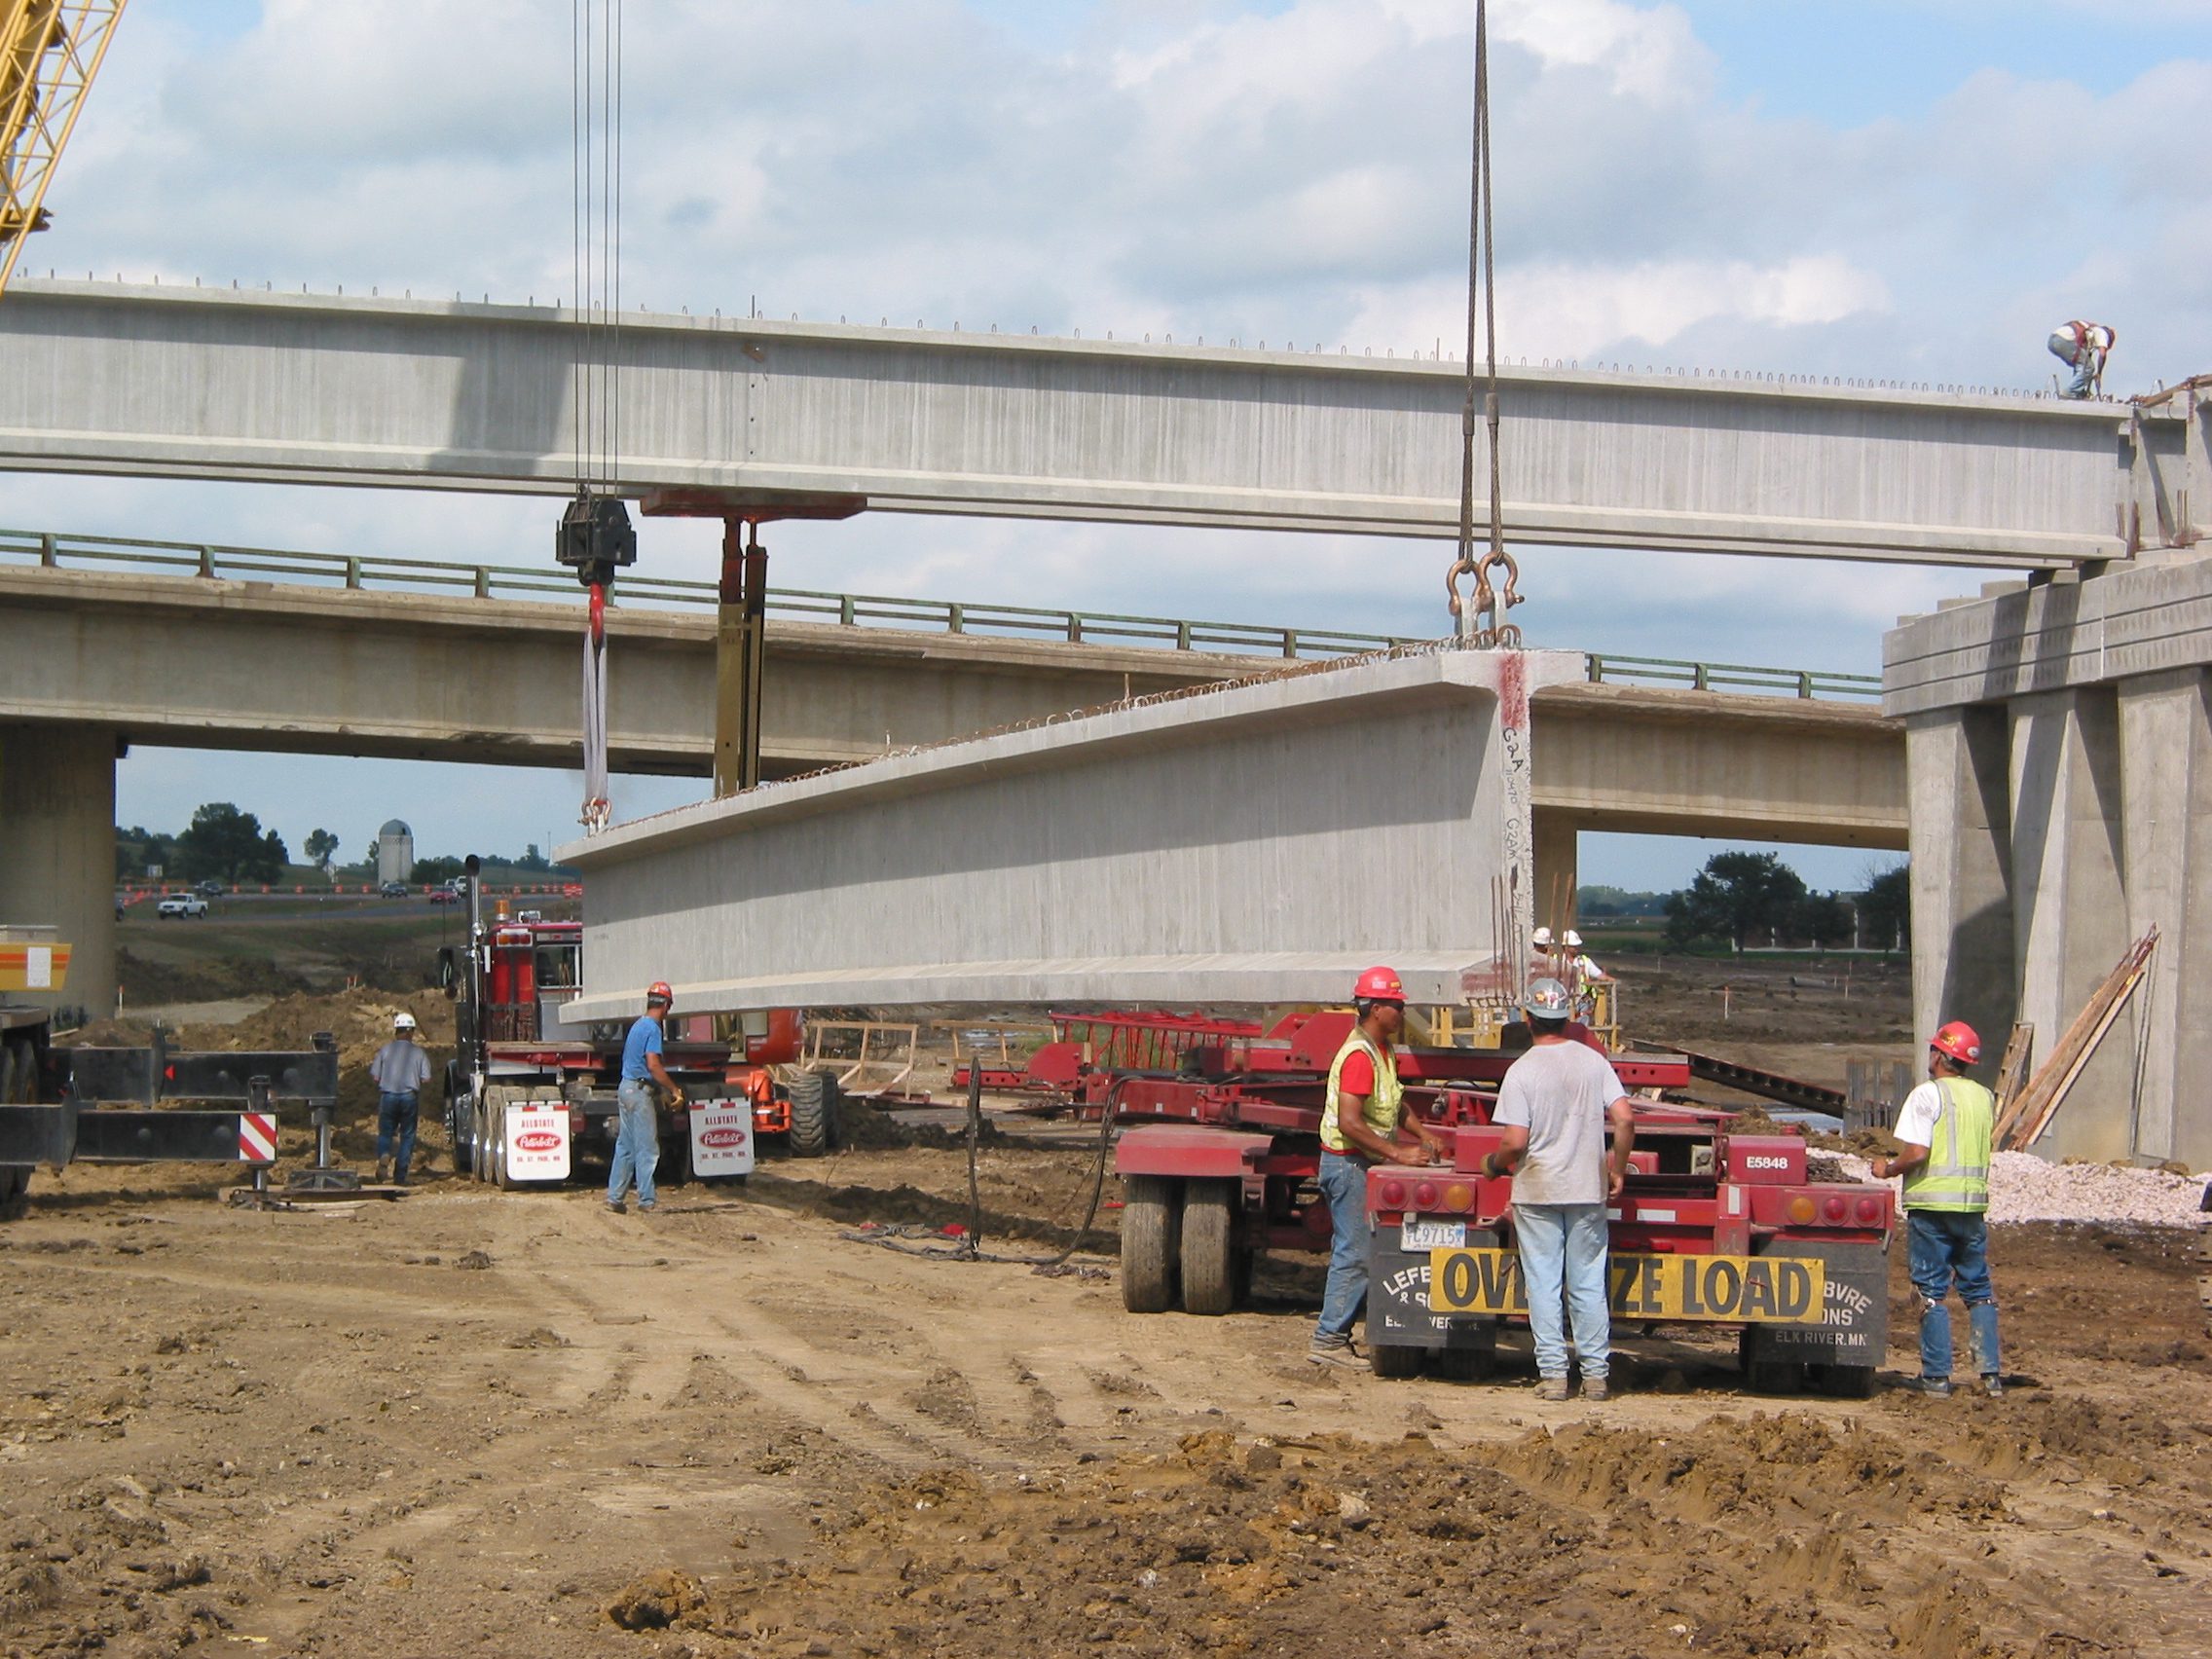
[1179,1180,1237,1316]
[659,1129,691,1187]
[1120,1175,1181,1313]
[786,1070,836,1159]
[471,1100,492,1184]
[1437,1346,1493,1383]
[1368,1342,1422,1380]
[1811,1361,1876,1400]
[444,1063,472,1177]
[1737,1327,1806,1395]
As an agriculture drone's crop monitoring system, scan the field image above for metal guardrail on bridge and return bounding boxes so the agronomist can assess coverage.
[0,526,1881,700]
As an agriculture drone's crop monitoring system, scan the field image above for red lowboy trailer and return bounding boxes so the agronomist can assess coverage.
[1092,1009,1891,1395]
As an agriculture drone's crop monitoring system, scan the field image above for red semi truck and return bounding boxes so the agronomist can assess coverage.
[1066,1008,1889,1394]
[439,879,836,1189]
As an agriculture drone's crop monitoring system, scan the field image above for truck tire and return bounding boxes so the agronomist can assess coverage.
[1120,1175,1181,1313]
[1437,1346,1493,1382]
[1811,1361,1876,1400]
[445,1063,472,1177]
[1738,1327,1805,1395]
[1369,1342,1422,1380]
[659,1128,691,1188]
[1179,1180,1237,1316]
[472,1101,492,1183]
[786,1070,836,1159]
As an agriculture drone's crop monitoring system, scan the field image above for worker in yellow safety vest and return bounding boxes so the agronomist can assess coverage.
[1309,966,1454,1369]
[1873,1020,2002,1398]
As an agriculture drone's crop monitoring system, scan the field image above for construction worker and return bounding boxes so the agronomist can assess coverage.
[1872,1020,2002,1397]
[368,1012,430,1186]
[608,980,685,1215]
[2048,319,2116,398]
[1562,928,1606,1022]
[1309,965,1454,1369]
[1481,977,1636,1402]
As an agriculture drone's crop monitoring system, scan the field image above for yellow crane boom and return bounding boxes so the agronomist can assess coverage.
[0,0,125,297]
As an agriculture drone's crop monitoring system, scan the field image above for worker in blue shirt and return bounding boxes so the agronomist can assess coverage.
[608,979,685,1214]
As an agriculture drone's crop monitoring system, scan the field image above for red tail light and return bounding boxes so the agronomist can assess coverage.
[1414,1181,1439,1210]
[1824,1197,1847,1222]
[1381,1179,1407,1208]
[1855,1197,1882,1224]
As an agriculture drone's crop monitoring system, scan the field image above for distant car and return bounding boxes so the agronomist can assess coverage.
[379,880,408,898]
[195,879,224,897]
[515,908,542,923]
[156,896,208,919]
[428,888,461,905]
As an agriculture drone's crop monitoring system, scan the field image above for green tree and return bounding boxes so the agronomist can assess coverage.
[1793,890,1856,948]
[515,843,550,872]
[411,855,466,886]
[1664,852,1807,950]
[175,803,287,884]
[1859,860,1910,951]
[303,829,340,868]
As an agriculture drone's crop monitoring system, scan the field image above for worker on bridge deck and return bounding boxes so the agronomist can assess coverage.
[1481,977,1636,1403]
[1873,1020,2002,1398]
[608,980,685,1216]
[2048,319,2116,399]
[1309,966,1453,1370]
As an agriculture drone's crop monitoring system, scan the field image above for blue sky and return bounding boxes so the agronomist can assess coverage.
[15,0,2209,891]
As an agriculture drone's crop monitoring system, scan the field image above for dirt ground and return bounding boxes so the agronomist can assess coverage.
[6,1106,2209,1658]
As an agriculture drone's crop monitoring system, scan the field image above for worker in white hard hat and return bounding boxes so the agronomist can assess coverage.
[1481,977,1637,1403]
[369,1012,432,1186]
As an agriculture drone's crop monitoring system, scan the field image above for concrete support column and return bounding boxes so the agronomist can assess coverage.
[2008,688,2133,1161]
[1531,810,1578,935]
[1904,707,2014,1059]
[0,724,117,1017]
[2117,668,2212,1165]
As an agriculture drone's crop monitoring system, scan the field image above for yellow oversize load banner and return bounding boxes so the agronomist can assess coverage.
[1429,1248,1828,1325]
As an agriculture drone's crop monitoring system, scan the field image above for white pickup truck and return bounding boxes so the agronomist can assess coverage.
[155,896,208,919]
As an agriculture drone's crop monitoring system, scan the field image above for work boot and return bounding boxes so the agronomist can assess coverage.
[606,1198,625,1215]
[1581,1377,1610,1403]
[1307,1339,1362,1372]
[1534,1377,1571,1402]
[1980,1374,2004,1399]
[374,1159,390,1186]
[1908,1377,1953,1398]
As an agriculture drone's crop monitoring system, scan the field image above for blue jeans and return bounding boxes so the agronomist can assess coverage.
[1907,1209,2000,1382]
[1514,1202,1611,1380]
[608,1080,658,1206]
[375,1090,419,1182]
[1314,1152,1371,1343]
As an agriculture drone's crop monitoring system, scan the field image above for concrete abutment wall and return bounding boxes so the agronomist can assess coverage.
[0,723,116,1016]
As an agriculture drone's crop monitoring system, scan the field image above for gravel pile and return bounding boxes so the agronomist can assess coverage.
[1831,1149,2209,1229]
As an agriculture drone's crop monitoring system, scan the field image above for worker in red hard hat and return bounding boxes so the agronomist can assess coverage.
[1873,1019,2002,1398]
[608,980,685,1215]
[1309,966,1454,1370]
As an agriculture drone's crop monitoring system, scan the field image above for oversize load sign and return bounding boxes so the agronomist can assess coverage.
[1430,1248,1828,1325]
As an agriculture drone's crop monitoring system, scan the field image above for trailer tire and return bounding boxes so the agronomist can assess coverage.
[1812,1361,1876,1400]
[444,1064,472,1177]
[1179,1180,1237,1316]
[786,1070,836,1159]
[1368,1342,1422,1380]
[659,1129,691,1187]
[1120,1175,1181,1313]
[471,1101,492,1183]
[1437,1346,1493,1383]
[1738,1327,1805,1395]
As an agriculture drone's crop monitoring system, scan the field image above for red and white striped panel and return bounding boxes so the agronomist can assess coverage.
[238,1112,278,1164]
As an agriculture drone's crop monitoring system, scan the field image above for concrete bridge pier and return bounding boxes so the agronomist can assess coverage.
[0,723,117,1017]
[1533,809,1578,934]
[1887,557,2212,1166]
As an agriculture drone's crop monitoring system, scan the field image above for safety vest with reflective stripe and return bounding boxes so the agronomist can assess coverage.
[1902,1075,1994,1212]
[1319,1028,1403,1155]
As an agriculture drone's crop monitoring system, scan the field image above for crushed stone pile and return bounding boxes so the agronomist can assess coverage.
[1834,1148,2208,1228]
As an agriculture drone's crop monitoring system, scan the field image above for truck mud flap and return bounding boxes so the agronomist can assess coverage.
[1366,1226,1499,1354]
[1742,1237,1889,1369]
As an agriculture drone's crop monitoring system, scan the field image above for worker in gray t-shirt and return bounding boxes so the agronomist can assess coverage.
[368,1013,433,1186]
[1482,978,1635,1402]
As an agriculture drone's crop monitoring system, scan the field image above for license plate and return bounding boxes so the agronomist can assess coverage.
[1401,1219,1466,1251]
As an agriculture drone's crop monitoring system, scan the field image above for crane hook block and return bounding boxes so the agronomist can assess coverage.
[556,493,638,589]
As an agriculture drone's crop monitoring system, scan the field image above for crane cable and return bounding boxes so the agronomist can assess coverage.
[572,1,623,831]
[1447,0,1521,647]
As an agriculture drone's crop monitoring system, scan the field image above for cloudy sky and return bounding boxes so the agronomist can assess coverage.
[15,0,2210,888]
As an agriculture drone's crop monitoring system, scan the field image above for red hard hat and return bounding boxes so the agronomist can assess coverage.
[1353,965,1405,1002]
[1930,1020,1981,1065]
[645,980,674,1007]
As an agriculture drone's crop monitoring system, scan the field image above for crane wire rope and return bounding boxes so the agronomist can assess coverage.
[571,0,624,831]
[1447,0,1520,647]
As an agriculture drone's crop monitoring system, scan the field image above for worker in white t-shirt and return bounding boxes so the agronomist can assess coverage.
[1872,1020,2001,1398]
[2048,320,2116,398]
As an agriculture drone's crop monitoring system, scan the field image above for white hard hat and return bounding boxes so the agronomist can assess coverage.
[393,1013,417,1031]
[1563,930,1584,948]
[1522,977,1573,1019]
[1530,926,1554,947]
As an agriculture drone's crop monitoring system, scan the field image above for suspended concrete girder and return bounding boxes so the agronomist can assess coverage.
[0,279,2188,566]
[557,648,1584,1020]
